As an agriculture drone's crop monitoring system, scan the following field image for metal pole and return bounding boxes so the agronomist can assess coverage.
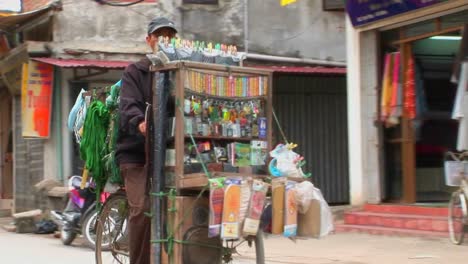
[151,71,169,264]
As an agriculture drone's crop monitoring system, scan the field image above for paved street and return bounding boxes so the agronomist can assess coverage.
[1,217,467,264]
[0,218,95,264]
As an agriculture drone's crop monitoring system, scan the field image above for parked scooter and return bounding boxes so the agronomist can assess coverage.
[51,175,109,249]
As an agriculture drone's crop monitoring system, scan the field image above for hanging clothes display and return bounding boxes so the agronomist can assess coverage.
[404,56,416,119]
[380,52,404,127]
[388,52,402,126]
[380,50,425,127]
[380,53,392,122]
[452,62,468,151]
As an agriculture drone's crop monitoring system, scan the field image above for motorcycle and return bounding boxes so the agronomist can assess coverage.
[51,175,109,249]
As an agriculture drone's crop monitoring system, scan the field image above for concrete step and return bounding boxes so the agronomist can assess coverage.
[335,223,448,238]
[344,211,449,232]
[363,203,448,217]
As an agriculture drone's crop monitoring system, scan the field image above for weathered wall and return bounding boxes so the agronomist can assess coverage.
[248,0,345,62]
[54,0,345,62]
[52,0,174,60]
[13,96,45,212]
[161,0,346,62]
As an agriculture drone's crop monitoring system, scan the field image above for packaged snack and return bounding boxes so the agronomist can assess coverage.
[208,177,225,237]
[283,181,298,237]
[243,180,268,236]
[221,178,242,239]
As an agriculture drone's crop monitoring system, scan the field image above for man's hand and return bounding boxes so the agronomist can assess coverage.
[138,121,146,136]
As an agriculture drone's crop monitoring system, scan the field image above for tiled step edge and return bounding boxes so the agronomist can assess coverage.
[344,211,449,232]
[335,224,449,238]
[363,204,448,217]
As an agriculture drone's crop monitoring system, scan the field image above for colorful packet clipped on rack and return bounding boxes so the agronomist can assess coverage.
[243,180,269,236]
[209,177,225,238]
[284,181,298,237]
[221,178,242,240]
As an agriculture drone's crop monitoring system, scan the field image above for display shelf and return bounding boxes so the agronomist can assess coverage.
[178,172,269,189]
[184,135,263,141]
[151,61,273,191]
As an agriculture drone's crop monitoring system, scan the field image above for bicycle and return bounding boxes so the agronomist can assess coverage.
[95,190,129,264]
[94,189,265,264]
[446,151,468,245]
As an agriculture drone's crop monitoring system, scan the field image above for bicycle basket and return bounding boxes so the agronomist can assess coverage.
[444,160,468,186]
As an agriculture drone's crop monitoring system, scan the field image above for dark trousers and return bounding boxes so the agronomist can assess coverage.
[121,164,150,264]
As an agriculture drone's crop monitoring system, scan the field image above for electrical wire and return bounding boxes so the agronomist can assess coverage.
[94,0,145,7]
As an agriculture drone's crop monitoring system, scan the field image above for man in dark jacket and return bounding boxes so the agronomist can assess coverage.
[116,17,177,264]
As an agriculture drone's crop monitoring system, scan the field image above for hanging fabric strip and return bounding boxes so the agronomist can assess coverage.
[404,55,416,119]
[387,52,401,126]
[380,53,393,122]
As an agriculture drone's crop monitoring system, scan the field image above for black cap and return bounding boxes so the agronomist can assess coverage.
[147,17,177,35]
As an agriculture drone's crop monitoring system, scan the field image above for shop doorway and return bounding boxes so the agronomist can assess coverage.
[381,24,466,203]
[0,87,13,199]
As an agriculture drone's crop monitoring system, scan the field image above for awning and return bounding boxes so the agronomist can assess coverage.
[251,65,346,75]
[32,58,132,69]
[0,1,61,30]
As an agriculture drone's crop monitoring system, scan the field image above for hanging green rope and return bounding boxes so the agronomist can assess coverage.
[80,100,110,194]
[103,82,122,184]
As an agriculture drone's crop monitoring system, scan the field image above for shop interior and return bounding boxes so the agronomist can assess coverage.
[380,13,467,203]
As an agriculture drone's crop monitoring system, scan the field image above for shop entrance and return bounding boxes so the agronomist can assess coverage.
[380,17,467,203]
[0,86,13,199]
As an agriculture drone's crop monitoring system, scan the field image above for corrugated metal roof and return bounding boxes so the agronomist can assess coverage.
[32,58,131,69]
[252,65,346,75]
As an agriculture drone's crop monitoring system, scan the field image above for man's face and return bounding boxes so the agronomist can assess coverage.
[146,27,177,51]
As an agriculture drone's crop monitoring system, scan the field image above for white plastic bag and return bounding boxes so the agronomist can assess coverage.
[295,181,314,214]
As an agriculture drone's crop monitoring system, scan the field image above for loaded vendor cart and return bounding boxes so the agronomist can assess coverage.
[91,40,332,264]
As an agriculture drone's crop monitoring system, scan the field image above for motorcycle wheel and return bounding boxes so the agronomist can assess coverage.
[61,227,77,245]
[82,210,100,249]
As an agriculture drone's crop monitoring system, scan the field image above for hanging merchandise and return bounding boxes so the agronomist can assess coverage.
[208,177,225,238]
[404,56,416,119]
[67,89,90,143]
[380,53,393,123]
[103,81,123,185]
[221,178,242,240]
[452,62,468,151]
[79,100,110,193]
[283,181,298,237]
[387,52,401,126]
[243,180,268,236]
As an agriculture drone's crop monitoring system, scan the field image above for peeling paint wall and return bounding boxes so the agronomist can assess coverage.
[54,0,345,62]
[160,0,346,62]
[52,0,176,60]
[248,1,345,62]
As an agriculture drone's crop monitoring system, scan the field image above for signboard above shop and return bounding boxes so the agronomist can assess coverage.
[346,0,446,27]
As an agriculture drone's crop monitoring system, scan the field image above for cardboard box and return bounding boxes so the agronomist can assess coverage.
[297,199,321,238]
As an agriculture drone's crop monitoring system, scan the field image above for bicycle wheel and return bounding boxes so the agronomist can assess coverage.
[222,230,265,264]
[95,192,129,264]
[448,190,467,245]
